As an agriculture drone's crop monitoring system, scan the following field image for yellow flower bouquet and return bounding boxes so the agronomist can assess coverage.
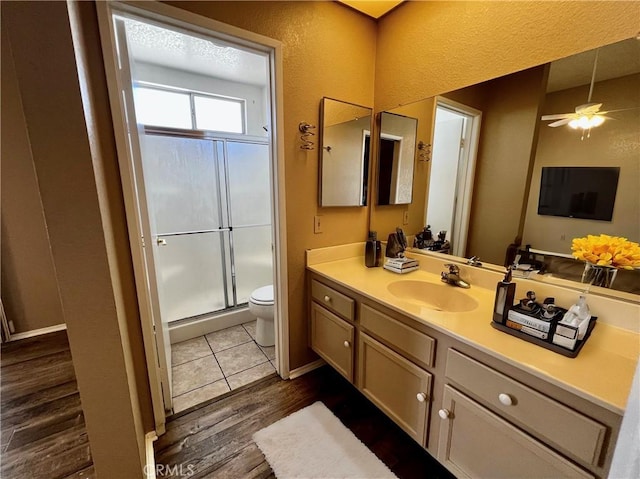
[571,234,640,270]
[572,234,640,288]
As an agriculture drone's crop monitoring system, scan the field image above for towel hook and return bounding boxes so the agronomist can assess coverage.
[417,140,431,162]
[299,122,316,150]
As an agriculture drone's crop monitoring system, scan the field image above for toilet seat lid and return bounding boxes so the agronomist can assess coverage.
[250,285,274,305]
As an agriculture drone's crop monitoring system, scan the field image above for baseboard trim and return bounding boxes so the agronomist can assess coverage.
[144,431,157,478]
[9,323,67,341]
[288,359,325,380]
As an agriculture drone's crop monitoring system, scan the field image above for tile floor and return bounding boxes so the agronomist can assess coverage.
[170,320,276,413]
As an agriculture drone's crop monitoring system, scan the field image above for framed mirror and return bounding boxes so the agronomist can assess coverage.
[319,97,373,207]
[371,37,639,296]
[376,111,418,205]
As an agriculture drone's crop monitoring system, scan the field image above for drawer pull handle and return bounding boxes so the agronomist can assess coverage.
[498,393,513,406]
[416,392,427,402]
[343,340,350,348]
[438,409,450,419]
[324,295,331,302]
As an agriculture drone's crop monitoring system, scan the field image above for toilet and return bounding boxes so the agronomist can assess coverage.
[248,285,275,347]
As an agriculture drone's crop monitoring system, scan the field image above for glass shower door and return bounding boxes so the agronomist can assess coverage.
[225,141,273,304]
[141,134,228,323]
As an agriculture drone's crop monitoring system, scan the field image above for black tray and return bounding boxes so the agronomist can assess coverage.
[491,317,597,358]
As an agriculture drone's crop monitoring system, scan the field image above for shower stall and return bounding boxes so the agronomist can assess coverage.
[141,133,273,324]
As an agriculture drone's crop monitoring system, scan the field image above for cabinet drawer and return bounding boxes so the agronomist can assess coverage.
[446,349,606,466]
[311,279,355,322]
[437,385,593,479]
[360,303,435,368]
[310,302,354,381]
[357,332,431,445]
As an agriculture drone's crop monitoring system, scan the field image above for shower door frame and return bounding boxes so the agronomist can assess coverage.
[97,0,289,435]
[144,128,273,320]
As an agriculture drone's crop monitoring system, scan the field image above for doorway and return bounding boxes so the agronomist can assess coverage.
[97,2,287,430]
[425,98,481,257]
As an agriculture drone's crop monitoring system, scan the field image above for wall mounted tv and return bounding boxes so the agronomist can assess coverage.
[537,166,620,221]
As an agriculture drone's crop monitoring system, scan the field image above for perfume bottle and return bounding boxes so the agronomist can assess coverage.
[493,267,516,324]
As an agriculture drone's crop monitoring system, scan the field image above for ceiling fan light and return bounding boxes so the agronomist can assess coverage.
[569,115,606,130]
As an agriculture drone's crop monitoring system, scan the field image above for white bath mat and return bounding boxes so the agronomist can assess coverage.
[253,401,398,479]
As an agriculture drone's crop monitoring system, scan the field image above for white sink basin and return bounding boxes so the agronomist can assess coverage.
[387,280,479,313]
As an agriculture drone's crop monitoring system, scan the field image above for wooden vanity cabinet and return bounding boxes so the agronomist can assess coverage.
[307,272,621,479]
[357,332,432,444]
[309,280,355,382]
[437,385,594,479]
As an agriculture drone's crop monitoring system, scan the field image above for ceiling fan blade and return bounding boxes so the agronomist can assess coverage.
[575,103,602,114]
[548,118,572,127]
[599,106,640,114]
[541,113,572,121]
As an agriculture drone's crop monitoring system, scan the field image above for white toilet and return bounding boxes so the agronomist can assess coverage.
[248,285,275,347]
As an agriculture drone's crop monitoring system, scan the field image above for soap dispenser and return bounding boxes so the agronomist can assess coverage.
[365,231,381,267]
[493,267,516,324]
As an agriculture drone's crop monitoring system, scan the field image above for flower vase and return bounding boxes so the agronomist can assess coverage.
[581,263,618,288]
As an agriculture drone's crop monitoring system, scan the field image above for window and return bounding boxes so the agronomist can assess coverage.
[194,96,243,133]
[132,85,245,134]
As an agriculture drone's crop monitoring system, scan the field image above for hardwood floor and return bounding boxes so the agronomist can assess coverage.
[1,331,94,479]
[156,366,455,479]
[2,331,454,479]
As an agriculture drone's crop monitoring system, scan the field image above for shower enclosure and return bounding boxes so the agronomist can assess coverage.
[141,133,273,324]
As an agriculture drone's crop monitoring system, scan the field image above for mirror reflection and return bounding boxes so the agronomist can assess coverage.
[370,37,640,296]
[319,98,372,207]
[376,112,418,205]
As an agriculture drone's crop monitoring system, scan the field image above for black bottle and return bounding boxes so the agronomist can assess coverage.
[365,231,381,267]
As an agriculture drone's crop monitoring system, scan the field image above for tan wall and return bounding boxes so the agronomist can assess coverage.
[2,1,152,476]
[523,73,640,251]
[373,1,640,237]
[1,26,65,333]
[464,67,548,265]
[166,1,377,369]
[375,1,640,110]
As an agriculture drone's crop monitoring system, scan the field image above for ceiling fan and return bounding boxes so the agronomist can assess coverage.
[541,48,616,138]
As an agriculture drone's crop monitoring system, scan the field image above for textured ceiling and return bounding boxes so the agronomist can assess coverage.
[337,1,404,19]
[547,38,640,92]
[123,17,269,86]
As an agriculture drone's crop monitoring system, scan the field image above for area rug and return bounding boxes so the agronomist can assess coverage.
[253,401,398,479]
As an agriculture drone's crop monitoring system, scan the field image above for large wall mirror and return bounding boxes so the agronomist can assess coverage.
[369,37,640,296]
[319,97,373,207]
[376,112,418,205]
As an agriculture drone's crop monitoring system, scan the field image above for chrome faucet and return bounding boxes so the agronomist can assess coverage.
[467,256,483,267]
[441,264,471,289]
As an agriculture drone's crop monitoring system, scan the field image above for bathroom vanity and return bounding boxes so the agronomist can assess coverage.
[306,244,639,479]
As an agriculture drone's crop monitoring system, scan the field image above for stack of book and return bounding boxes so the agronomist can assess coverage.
[383,257,419,274]
[505,308,552,340]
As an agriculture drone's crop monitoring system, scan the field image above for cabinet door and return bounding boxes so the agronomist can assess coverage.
[357,333,431,445]
[437,385,593,479]
[310,303,354,382]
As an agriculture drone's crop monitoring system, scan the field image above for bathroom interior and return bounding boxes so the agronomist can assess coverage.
[1,1,639,478]
[113,15,280,413]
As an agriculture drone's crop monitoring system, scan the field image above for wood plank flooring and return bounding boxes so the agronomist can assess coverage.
[156,366,455,479]
[2,330,455,479]
[1,331,95,479]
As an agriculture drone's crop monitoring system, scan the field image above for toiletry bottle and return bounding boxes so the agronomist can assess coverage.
[493,267,516,324]
[365,231,379,267]
[575,295,591,340]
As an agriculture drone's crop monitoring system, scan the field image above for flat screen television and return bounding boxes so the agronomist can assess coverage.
[537,167,620,221]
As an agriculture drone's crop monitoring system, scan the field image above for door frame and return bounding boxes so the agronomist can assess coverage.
[429,96,482,257]
[96,1,289,435]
